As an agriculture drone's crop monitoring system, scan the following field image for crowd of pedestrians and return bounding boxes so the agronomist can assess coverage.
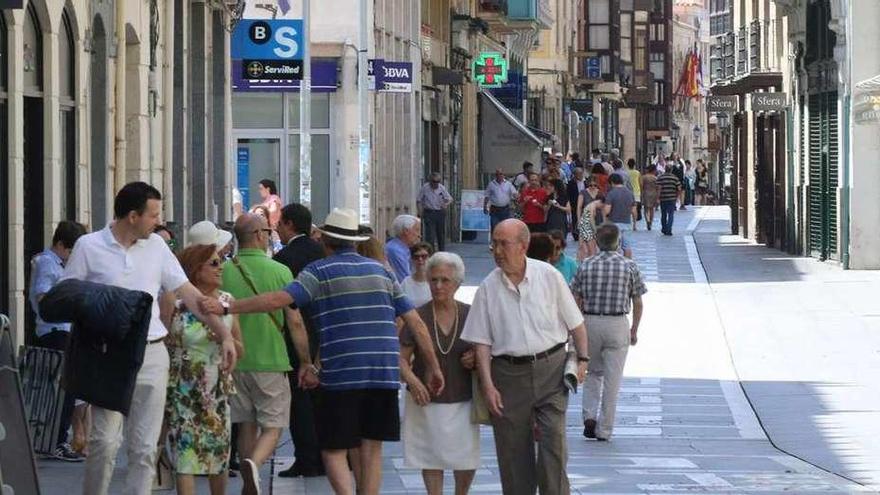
[28,157,703,494]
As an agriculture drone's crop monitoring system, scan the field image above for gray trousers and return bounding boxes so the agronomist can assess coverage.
[491,348,569,495]
[582,315,631,439]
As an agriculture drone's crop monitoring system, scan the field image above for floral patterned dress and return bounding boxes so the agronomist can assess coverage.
[165,291,235,475]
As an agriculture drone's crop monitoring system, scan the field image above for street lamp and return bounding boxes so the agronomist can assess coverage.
[670,123,680,151]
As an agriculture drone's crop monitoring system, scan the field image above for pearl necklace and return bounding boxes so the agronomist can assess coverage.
[432,302,459,356]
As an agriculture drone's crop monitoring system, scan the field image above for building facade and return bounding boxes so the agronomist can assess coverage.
[709,0,880,268]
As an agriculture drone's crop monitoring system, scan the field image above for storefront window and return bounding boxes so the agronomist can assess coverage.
[288,134,331,222]
[232,93,283,128]
[287,93,331,129]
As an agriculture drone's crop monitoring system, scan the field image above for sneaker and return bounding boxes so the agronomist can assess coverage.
[241,458,261,495]
[53,443,85,462]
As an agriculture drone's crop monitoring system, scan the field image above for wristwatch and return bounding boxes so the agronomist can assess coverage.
[577,355,590,363]
[220,300,230,316]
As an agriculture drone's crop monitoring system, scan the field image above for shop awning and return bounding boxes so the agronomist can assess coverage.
[478,91,542,175]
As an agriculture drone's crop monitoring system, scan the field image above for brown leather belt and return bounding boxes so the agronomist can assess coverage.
[495,342,565,365]
[148,336,166,345]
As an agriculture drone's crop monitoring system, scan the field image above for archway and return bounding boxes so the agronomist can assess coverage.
[90,15,108,228]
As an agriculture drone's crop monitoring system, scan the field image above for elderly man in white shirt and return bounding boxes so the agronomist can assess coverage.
[462,219,589,495]
[63,182,237,495]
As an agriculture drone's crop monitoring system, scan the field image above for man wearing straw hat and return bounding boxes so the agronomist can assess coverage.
[200,207,445,495]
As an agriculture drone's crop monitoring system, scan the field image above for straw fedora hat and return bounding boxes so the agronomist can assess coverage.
[188,220,233,249]
[318,208,370,242]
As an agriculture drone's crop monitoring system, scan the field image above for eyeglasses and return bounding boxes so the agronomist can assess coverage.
[412,253,430,260]
[253,228,273,235]
[205,259,222,268]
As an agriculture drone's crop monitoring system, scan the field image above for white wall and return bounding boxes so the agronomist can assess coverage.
[847,0,880,269]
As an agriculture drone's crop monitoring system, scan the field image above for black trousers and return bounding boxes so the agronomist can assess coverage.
[660,200,677,234]
[288,370,322,469]
[38,330,75,447]
[422,209,446,251]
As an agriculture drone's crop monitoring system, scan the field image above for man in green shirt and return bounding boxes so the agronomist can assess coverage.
[221,213,298,494]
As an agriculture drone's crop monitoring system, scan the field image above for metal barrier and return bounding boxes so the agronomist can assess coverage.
[0,313,43,494]
[19,344,66,455]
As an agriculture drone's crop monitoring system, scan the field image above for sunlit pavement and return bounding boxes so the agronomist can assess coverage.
[36,206,880,493]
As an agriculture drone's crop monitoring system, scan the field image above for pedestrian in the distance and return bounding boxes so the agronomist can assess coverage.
[684,160,697,206]
[385,214,422,282]
[591,162,609,195]
[483,169,518,233]
[567,167,587,241]
[400,252,479,495]
[543,173,570,234]
[577,184,604,260]
[640,166,660,231]
[657,166,682,236]
[603,173,636,258]
[417,172,453,252]
[695,160,710,205]
[30,220,88,461]
[519,172,550,233]
[250,179,283,229]
[627,159,643,223]
[571,224,646,442]
[462,219,589,495]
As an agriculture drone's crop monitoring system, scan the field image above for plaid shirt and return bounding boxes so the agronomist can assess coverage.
[570,251,648,314]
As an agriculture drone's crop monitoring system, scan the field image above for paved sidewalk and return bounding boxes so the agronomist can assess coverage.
[34,207,878,493]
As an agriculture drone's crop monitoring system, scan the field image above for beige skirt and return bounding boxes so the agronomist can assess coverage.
[402,393,480,470]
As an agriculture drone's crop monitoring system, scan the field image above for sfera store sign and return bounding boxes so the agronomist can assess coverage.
[706,95,739,113]
[750,92,788,112]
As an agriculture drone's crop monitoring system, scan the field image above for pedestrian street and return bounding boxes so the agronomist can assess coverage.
[33,206,867,495]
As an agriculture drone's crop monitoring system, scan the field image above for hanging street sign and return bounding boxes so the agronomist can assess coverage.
[378,62,413,92]
[750,92,788,112]
[232,19,305,81]
[706,95,739,113]
[472,52,508,88]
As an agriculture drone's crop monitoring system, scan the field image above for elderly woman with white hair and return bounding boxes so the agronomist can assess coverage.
[400,251,479,495]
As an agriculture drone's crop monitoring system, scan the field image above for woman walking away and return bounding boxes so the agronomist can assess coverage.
[640,165,660,231]
[165,245,243,495]
[250,179,283,229]
[402,242,435,308]
[400,252,479,495]
[695,160,709,205]
[577,184,605,260]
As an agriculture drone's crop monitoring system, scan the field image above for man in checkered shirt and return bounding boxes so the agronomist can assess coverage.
[570,223,647,441]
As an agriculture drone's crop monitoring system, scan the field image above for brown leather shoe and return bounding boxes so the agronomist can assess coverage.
[583,419,597,439]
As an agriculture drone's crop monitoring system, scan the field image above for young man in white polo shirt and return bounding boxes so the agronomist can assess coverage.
[62,182,237,495]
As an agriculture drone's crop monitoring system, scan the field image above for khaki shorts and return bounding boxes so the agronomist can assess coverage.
[230,371,291,428]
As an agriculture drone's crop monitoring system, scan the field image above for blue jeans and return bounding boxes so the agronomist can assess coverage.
[489,205,511,233]
[660,200,677,234]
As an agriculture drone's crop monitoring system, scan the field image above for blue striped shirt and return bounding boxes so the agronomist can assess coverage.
[284,249,413,390]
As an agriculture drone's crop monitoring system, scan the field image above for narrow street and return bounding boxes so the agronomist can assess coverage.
[36,207,880,493]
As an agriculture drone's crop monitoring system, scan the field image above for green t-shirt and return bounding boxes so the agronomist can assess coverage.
[221,248,293,372]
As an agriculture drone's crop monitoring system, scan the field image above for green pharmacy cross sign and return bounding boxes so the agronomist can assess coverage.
[473,52,508,88]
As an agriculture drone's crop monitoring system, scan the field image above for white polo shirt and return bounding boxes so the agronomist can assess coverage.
[62,226,189,341]
[461,258,584,356]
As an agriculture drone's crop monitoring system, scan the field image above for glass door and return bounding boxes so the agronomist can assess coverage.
[236,137,281,211]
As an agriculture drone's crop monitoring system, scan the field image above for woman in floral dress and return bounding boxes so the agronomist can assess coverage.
[165,244,242,495]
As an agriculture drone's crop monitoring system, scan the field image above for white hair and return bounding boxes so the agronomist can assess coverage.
[426,252,466,285]
[391,214,420,238]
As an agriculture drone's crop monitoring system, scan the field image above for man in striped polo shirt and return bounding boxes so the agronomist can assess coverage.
[200,208,444,495]
[656,166,682,236]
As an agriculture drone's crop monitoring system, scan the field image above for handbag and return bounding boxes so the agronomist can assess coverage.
[470,373,492,425]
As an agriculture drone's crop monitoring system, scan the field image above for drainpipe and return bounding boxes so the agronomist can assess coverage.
[163,0,175,217]
[840,6,852,269]
[114,0,126,191]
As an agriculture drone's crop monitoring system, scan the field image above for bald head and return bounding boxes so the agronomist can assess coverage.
[496,219,530,245]
[234,213,268,249]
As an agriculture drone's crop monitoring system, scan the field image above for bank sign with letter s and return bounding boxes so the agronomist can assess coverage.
[232,19,304,80]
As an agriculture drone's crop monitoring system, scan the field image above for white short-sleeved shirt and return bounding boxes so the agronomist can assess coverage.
[61,226,190,340]
[461,258,584,356]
